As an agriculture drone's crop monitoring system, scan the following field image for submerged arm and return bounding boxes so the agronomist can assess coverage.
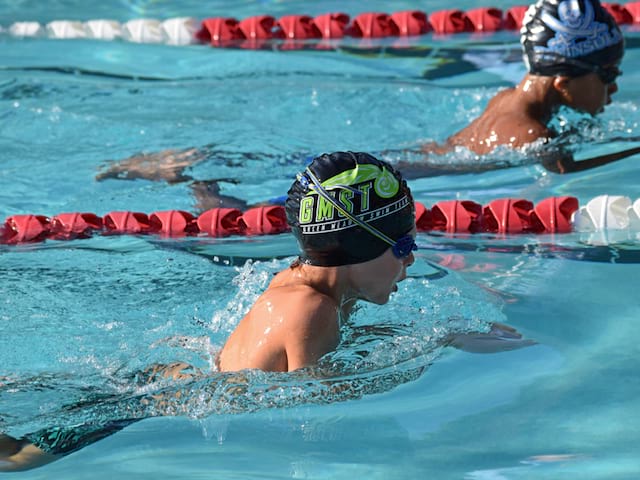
[541,145,640,174]
[383,148,511,180]
[395,159,498,179]
[443,322,536,354]
[397,144,640,178]
[95,147,211,183]
[0,434,59,472]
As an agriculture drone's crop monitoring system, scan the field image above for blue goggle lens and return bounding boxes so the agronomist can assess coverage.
[392,235,417,259]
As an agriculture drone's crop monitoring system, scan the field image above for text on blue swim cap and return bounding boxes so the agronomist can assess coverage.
[537,0,622,59]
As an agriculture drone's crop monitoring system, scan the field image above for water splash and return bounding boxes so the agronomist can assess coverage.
[1,258,505,442]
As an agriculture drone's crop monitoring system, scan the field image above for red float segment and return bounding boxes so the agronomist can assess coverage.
[277,15,321,39]
[241,206,290,235]
[11,5,640,51]
[313,13,350,39]
[603,3,634,23]
[466,7,504,32]
[626,1,640,22]
[196,18,244,45]
[483,198,536,234]
[1,214,50,244]
[349,12,399,38]
[390,11,431,36]
[149,210,198,236]
[238,15,279,40]
[50,212,103,240]
[504,5,528,29]
[532,196,579,233]
[415,202,433,231]
[0,196,606,245]
[428,10,474,34]
[431,200,483,233]
[196,208,245,237]
[103,211,152,234]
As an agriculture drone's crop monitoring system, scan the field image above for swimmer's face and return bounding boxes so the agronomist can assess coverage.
[347,228,416,305]
[557,64,620,116]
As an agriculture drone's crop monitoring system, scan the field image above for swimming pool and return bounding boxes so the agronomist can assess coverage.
[2,0,640,478]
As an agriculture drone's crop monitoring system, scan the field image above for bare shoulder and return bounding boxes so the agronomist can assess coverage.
[255,283,339,346]
[491,92,553,145]
[266,283,339,328]
[484,109,552,149]
[219,282,340,372]
[252,283,340,370]
[269,284,341,370]
[505,117,552,145]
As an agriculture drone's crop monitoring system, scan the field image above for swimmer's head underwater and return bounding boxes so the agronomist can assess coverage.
[286,151,417,267]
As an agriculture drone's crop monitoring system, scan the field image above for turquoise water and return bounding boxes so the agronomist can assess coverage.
[2,1,640,478]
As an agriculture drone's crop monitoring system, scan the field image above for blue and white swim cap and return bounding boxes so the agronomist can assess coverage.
[286,152,415,267]
[521,0,624,77]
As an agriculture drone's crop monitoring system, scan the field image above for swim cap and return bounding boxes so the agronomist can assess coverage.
[521,0,624,77]
[286,152,415,267]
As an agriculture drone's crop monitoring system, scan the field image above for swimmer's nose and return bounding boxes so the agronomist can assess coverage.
[403,252,415,268]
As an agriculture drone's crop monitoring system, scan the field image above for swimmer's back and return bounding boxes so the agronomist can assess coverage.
[445,86,553,154]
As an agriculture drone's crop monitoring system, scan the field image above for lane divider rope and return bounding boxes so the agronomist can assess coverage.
[2,3,640,47]
[2,195,640,245]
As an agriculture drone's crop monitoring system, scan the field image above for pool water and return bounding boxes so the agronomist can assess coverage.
[1,0,640,478]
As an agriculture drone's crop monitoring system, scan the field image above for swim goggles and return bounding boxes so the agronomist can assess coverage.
[301,168,417,260]
[565,57,622,85]
[531,51,622,85]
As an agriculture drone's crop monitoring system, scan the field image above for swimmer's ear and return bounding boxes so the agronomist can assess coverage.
[552,76,572,104]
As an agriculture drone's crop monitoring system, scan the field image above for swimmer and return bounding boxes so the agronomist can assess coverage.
[95,1,635,192]
[2,152,533,471]
[404,0,633,176]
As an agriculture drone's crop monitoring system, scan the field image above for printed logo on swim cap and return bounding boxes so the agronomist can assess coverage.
[532,0,622,59]
[298,164,408,235]
[321,164,400,199]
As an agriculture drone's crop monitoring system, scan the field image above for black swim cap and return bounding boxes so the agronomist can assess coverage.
[286,152,415,267]
[521,0,624,77]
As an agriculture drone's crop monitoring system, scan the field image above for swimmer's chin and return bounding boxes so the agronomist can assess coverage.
[366,285,399,305]
[385,284,399,301]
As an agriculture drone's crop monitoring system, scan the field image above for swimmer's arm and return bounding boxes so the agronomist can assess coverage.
[443,322,536,354]
[384,148,504,179]
[385,126,553,179]
[402,120,554,177]
[0,434,59,472]
[395,159,484,179]
[540,146,640,173]
[95,147,207,183]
